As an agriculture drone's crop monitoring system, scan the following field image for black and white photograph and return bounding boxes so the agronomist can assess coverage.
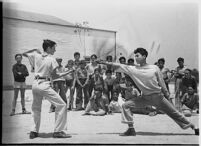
[2,0,200,144]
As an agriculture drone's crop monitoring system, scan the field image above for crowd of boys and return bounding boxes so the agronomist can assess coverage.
[10,51,199,117]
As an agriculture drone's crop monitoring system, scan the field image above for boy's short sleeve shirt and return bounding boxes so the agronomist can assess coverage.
[27,52,58,78]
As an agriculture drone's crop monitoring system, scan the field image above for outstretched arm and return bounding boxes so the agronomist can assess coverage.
[52,68,74,80]
[97,60,120,68]
[22,49,41,57]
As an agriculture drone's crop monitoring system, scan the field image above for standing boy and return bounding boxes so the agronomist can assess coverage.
[174,57,187,111]
[86,54,101,97]
[104,70,115,103]
[65,60,76,110]
[22,39,73,139]
[157,58,171,92]
[10,54,30,116]
[49,58,67,113]
[75,60,90,110]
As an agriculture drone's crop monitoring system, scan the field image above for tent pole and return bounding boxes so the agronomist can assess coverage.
[114,32,117,62]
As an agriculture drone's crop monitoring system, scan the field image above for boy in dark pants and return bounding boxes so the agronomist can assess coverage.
[65,60,76,110]
[98,47,199,136]
[10,54,30,116]
[104,70,115,103]
[75,60,90,110]
[49,58,67,113]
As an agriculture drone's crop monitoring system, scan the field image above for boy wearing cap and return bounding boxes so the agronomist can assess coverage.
[10,54,30,116]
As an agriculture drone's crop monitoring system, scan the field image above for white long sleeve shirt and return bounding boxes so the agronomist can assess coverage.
[113,63,169,97]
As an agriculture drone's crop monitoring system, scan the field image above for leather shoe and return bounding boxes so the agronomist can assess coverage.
[29,131,38,139]
[53,131,72,138]
[195,128,199,135]
[119,128,136,136]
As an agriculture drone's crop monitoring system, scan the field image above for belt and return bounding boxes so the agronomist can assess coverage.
[35,76,50,81]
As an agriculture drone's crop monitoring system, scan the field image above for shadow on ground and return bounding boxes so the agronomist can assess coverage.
[96,132,194,136]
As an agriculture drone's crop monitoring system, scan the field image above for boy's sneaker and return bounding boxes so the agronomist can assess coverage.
[22,109,31,114]
[10,110,15,116]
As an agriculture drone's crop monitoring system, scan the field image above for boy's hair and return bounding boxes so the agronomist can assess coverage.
[119,56,126,62]
[74,52,80,57]
[128,58,134,63]
[177,57,184,62]
[56,58,62,62]
[106,55,113,61]
[68,59,74,64]
[94,68,101,73]
[113,90,119,96]
[188,86,194,90]
[185,68,192,73]
[116,72,122,76]
[106,69,112,74]
[15,54,22,59]
[42,39,56,52]
[134,48,148,58]
[91,54,97,59]
[158,58,165,63]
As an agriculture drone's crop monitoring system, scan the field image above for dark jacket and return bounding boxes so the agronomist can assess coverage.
[12,63,29,82]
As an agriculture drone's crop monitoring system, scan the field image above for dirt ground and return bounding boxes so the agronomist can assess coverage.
[2,84,199,144]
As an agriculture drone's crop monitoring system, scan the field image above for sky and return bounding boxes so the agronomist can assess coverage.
[3,0,201,70]
[4,0,200,28]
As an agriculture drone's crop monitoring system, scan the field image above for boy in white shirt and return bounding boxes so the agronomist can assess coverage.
[98,47,199,136]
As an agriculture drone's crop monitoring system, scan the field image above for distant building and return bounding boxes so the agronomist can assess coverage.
[3,8,116,88]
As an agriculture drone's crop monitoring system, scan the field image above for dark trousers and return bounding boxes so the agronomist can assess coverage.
[53,81,67,103]
[121,92,193,129]
[75,80,89,109]
[105,85,113,103]
[50,80,67,110]
[65,79,75,109]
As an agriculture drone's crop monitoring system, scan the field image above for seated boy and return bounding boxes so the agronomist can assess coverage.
[83,68,109,116]
[181,86,199,116]
[108,91,121,114]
